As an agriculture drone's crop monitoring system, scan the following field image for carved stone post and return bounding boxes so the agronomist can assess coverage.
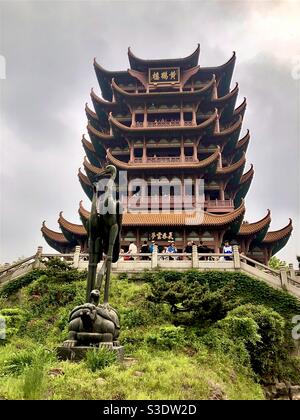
[192,244,198,268]
[233,245,240,269]
[73,245,81,269]
[288,263,296,281]
[33,246,43,269]
[280,268,288,289]
[151,245,158,269]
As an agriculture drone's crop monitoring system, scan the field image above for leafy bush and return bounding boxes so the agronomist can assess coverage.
[145,270,300,320]
[148,270,237,325]
[0,269,46,298]
[0,307,27,341]
[146,326,186,350]
[216,316,261,346]
[117,272,128,281]
[199,327,251,369]
[225,304,286,380]
[85,347,117,372]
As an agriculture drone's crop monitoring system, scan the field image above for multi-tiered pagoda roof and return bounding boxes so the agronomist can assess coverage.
[42,45,292,264]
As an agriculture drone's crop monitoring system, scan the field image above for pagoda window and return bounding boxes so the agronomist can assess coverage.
[200,231,214,242]
[208,191,220,201]
[187,231,199,241]
[124,231,136,242]
[134,148,143,158]
[185,147,193,157]
[158,138,168,145]
[135,114,144,126]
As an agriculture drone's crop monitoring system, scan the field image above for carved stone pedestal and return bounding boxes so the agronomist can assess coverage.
[56,343,124,362]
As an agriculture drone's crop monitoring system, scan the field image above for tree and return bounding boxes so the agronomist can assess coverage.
[148,270,238,325]
[268,256,287,270]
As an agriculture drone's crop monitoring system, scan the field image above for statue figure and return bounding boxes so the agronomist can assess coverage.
[85,164,122,303]
[63,289,120,348]
[63,165,122,349]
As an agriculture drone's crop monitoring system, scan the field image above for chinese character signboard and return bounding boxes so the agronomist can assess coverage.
[148,232,175,241]
[149,67,180,84]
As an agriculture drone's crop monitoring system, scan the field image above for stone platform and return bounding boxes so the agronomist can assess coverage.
[56,344,124,362]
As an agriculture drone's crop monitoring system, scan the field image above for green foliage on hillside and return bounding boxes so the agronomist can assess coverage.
[0,265,299,400]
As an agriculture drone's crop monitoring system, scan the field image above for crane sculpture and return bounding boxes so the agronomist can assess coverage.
[85,164,122,303]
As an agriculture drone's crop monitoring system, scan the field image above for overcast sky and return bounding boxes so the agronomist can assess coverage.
[0,0,299,264]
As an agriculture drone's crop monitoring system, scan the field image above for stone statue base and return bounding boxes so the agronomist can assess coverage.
[56,342,124,362]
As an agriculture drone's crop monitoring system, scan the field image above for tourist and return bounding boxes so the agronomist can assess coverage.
[160,246,168,260]
[140,240,149,260]
[167,241,177,260]
[198,241,213,260]
[184,241,193,260]
[127,241,138,260]
[119,248,125,261]
[184,241,193,254]
[197,240,206,260]
[223,241,233,260]
[149,240,156,253]
[167,242,177,253]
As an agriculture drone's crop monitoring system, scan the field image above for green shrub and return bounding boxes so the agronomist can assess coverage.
[144,270,300,320]
[199,327,251,369]
[0,307,27,341]
[0,269,46,298]
[148,270,237,325]
[120,328,146,353]
[117,272,128,281]
[122,308,151,328]
[226,304,286,380]
[146,326,186,350]
[0,346,54,376]
[216,316,261,346]
[85,347,117,372]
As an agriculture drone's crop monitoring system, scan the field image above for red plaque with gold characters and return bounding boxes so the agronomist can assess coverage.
[149,67,180,84]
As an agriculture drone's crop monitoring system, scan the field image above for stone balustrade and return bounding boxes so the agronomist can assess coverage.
[1,246,300,299]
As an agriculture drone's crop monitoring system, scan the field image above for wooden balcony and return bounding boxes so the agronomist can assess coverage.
[133,156,196,164]
[135,120,195,128]
[120,196,234,212]
[205,199,234,213]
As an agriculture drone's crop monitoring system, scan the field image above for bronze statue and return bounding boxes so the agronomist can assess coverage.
[63,165,123,349]
[64,289,120,347]
[85,164,122,303]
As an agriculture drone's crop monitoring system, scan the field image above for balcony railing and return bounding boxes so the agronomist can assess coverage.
[135,120,195,127]
[133,156,196,164]
[205,199,234,212]
[121,197,233,208]
[205,199,233,207]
